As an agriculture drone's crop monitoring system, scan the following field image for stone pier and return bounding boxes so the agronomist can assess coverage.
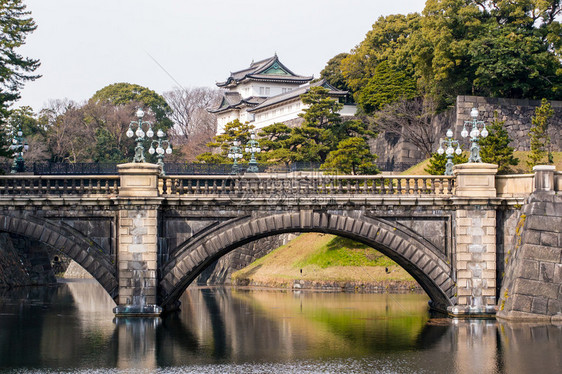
[450,163,499,316]
[113,163,162,316]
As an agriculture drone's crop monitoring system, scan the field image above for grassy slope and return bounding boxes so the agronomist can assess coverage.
[232,233,417,288]
[402,151,562,175]
[233,152,561,288]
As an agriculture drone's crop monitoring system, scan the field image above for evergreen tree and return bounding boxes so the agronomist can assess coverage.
[321,137,379,175]
[479,113,518,173]
[196,119,254,163]
[527,98,554,168]
[355,61,417,114]
[0,0,40,155]
[425,152,468,175]
[91,83,173,130]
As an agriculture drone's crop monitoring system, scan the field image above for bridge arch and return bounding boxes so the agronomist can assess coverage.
[160,211,456,312]
[0,212,118,300]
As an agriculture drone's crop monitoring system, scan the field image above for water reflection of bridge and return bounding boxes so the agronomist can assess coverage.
[1,283,561,371]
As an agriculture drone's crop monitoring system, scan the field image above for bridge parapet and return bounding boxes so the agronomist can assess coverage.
[159,174,455,197]
[0,175,119,196]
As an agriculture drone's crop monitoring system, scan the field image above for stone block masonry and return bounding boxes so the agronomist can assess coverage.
[117,208,159,306]
[453,208,497,311]
[497,192,562,322]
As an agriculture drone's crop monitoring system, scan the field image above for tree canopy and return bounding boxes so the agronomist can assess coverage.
[0,0,40,156]
[328,0,562,112]
[91,83,173,129]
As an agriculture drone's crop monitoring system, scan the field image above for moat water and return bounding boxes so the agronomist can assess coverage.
[0,280,560,373]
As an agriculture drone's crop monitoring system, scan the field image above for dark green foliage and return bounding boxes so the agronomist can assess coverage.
[333,0,562,112]
[93,127,127,163]
[528,98,554,168]
[196,119,254,163]
[0,0,40,156]
[425,152,468,175]
[356,61,417,114]
[320,53,350,91]
[255,87,377,173]
[321,137,379,175]
[479,113,519,173]
[91,83,173,129]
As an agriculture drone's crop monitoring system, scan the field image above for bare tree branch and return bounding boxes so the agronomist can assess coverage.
[163,87,221,145]
[373,97,439,158]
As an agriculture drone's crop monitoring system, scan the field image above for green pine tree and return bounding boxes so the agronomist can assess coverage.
[321,137,379,175]
[196,119,254,163]
[527,98,554,168]
[425,152,467,175]
[479,113,519,174]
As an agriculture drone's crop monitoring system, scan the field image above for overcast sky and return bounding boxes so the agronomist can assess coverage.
[17,0,427,112]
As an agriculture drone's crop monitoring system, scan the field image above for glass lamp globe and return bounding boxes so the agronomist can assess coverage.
[17,130,23,137]
[481,127,489,137]
[157,147,164,155]
[157,129,165,138]
[136,128,144,138]
[446,146,454,155]
[455,147,462,155]
[461,128,469,138]
[126,128,134,138]
[446,129,453,138]
[136,109,144,118]
[146,129,154,138]
[166,146,172,154]
[470,108,479,118]
[148,147,155,154]
[437,147,444,155]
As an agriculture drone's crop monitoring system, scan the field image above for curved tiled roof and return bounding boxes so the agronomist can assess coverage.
[208,93,266,114]
[216,55,313,88]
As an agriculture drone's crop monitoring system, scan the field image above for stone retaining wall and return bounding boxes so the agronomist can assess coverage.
[371,95,562,171]
[497,193,562,322]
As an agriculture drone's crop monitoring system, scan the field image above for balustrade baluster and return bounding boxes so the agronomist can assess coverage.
[448,178,454,195]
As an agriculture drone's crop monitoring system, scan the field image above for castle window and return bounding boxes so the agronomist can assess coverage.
[259,87,271,96]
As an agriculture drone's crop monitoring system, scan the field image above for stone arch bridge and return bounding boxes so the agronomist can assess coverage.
[0,163,558,317]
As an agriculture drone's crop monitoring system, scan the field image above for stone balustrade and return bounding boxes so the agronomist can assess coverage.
[159,174,455,196]
[0,170,559,198]
[0,175,119,196]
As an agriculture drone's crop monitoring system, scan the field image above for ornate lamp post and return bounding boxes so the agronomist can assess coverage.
[148,129,172,175]
[10,127,29,173]
[437,128,462,176]
[461,107,488,163]
[227,139,243,174]
[126,108,154,162]
[244,132,261,173]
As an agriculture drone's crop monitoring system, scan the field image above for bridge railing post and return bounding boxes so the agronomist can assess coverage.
[450,163,498,317]
[113,163,162,317]
[532,165,556,193]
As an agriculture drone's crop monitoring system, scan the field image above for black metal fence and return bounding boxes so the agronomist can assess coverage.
[0,160,418,175]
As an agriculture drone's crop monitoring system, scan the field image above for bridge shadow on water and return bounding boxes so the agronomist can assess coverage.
[0,281,561,372]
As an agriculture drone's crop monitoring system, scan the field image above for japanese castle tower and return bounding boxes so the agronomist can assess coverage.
[210,55,355,134]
